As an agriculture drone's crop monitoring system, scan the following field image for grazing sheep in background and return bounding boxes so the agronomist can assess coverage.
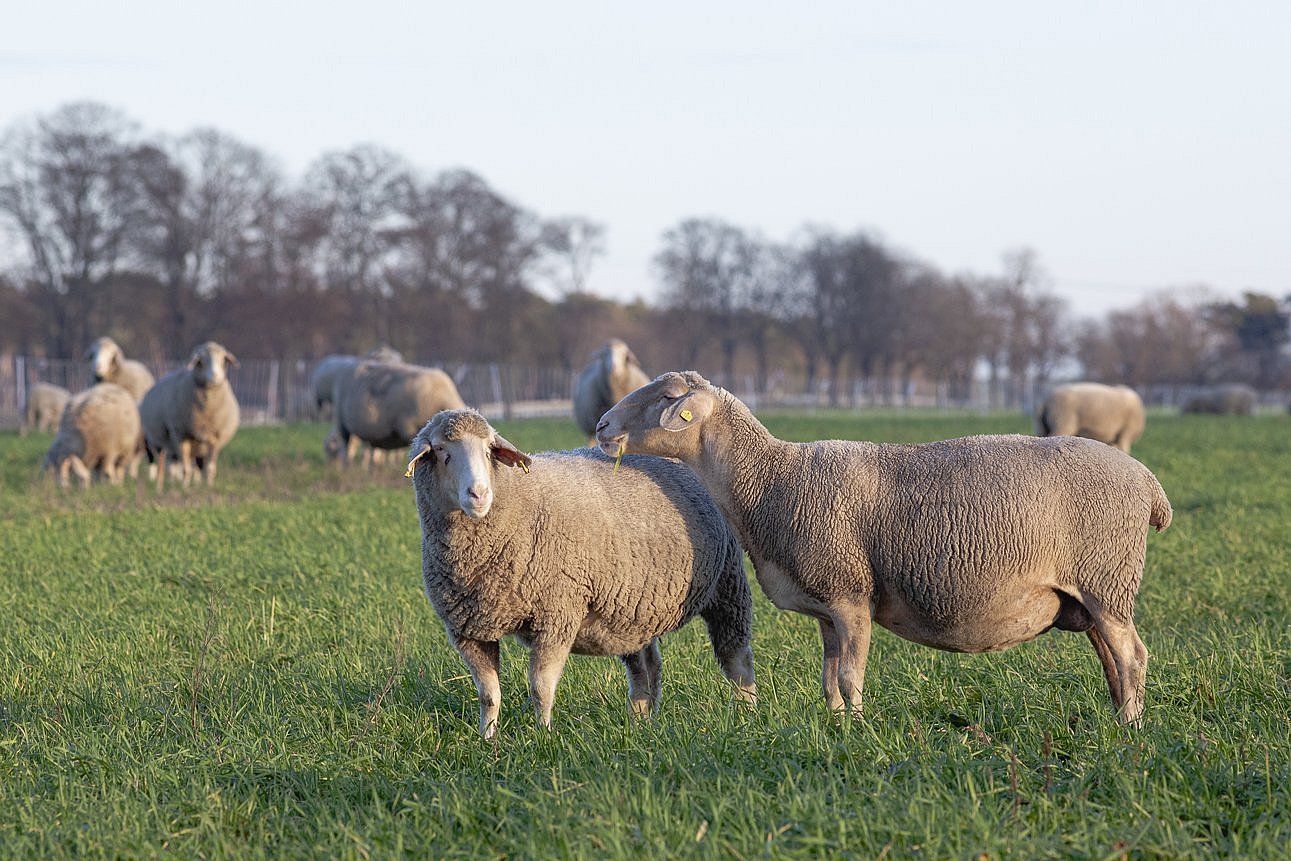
[1181,384,1257,416]
[572,338,650,442]
[407,408,757,738]
[84,337,155,402]
[1037,382,1146,453]
[42,383,142,488]
[21,382,71,436]
[596,371,1172,725]
[331,360,465,466]
[309,346,404,418]
[140,341,240,490]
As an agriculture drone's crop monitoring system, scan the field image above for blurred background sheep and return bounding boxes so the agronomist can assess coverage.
[571,339,650,442]
[42,382,142,488]
[140,341,240,489]
[84,337,155,403]
[1181,384,1257,416]
[21,382,70,437]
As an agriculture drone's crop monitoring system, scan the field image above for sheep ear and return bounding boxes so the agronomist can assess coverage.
[404,442,434,478]
[225,351,239,368]
[492,434,532,473]
[660,392,708,432]
[186,353,200,370]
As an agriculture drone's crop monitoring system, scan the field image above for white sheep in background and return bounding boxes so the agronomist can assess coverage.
[22,382,71,436]
[407,408,757,737]
[596,371,1172,725]
[42,383,142,487]
[140,341,240,490]
[571,339,650,442]
[1037,382,1146,453]
[331,360,465,467]
[84,337,155,402]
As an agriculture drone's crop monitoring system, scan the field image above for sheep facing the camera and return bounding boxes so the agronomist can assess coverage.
[407,407,756,738]
[331,360,465,466]
[596,371,1172,725]
[42,383,142,488]
[140,341,240,490]
[1181,384,1257,416]
[84,337,155,402]
[571,339,650,441]
[22,382,71,436]
[1037,382,1146,453]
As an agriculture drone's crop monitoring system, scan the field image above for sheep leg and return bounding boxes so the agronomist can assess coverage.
[700,608,757,705]
[526,637,573,731]
[454,637,502,738]
[69,455,92,489]
[201,453,218,486]
[832,606,873,716]
[1092,615,1148,725]
[179,440,195,488]
[620,639,661,716]
[1086,626,1123,711]
[818,618,844,711]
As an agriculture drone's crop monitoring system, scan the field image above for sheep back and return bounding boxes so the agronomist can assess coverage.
[1181,384,1256,415]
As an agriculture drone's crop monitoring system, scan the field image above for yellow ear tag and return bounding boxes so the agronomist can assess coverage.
[680,409,693,422]
[612,441,625,475]
[521,462,529,474]
[405,446,431,478]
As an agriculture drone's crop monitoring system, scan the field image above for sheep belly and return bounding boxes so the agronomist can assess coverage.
[873,583,1078,653]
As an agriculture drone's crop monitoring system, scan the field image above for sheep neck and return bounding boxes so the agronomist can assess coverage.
[692,389,784,550]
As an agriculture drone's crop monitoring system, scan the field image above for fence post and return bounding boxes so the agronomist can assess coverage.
[266,360,280,424]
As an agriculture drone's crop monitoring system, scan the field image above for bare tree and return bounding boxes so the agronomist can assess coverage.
[0,102,146,356]
[539,216,606,297]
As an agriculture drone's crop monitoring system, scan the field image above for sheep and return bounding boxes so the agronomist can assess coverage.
[595,371,1173,725]
[407,407,757,738]
[1037,382,1146,453]
[41,383,142,488]
[331,360,465,466]
[139,341,240,490]
[572,338,650,442]
[309,346,404,418]
[1181,384,1256,416]
[84,337,155,402]
[21,382,71,436]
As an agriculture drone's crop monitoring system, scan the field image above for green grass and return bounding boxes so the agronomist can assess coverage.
[1,412,1288,859]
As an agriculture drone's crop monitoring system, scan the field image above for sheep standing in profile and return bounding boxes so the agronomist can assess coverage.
[42,383,142,487]
[1037,382,1146,453]
[597,371,1172,725]
[407,408,756,737]
[572,339,650,442]
[140,342,240,490]
[84,337,155,402]
[331,360,465,466]
[22,382,71,436]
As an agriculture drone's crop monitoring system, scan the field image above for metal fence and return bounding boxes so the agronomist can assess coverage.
[2,355,1287,429]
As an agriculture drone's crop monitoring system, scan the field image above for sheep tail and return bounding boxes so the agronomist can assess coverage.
[1149,476,1173,533]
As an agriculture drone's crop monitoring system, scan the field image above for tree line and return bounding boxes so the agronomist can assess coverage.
[2,102,1287,406]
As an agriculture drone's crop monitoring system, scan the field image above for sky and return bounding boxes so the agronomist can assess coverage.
[2,1,1289,319]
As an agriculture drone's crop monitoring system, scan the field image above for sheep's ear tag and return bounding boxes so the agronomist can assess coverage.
[405,444,432,478]
[680,409,693,422]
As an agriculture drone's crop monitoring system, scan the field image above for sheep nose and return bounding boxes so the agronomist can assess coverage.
[467,483,488,501]
[595,418,609,434]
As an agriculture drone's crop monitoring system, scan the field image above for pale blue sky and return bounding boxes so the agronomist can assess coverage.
[3,1,1288,318]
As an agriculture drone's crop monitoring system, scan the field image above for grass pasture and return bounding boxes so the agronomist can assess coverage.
[0,411,1288,859]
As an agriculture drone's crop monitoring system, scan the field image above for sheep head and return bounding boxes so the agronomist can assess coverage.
[187,342,238,388]
[407,408,532,520]
[85,337,122,382]
[595,371,716,462]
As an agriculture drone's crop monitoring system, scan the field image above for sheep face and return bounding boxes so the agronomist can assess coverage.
[595,371,716,461]
[408,409,532,520]
[85,337,122,382]
[187,342,238,388]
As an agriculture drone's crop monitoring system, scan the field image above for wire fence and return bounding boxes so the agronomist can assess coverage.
[2,355,1288,430]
